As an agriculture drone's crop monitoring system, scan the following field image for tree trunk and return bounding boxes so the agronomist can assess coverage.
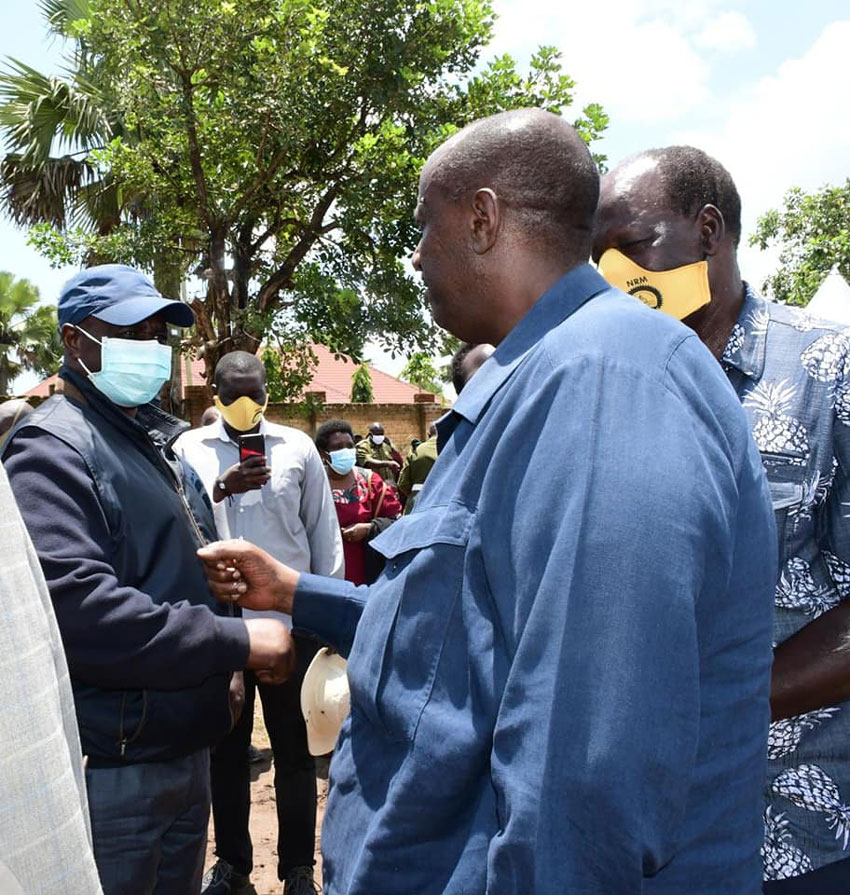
[194,226,264,399]
[152,254,186,418]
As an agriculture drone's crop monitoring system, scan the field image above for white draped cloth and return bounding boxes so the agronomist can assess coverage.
[0,464,102,894]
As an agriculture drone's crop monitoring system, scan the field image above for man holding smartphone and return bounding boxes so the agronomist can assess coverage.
[174,350,343,895]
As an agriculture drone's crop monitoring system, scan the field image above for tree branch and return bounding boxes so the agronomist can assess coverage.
[231,145,289,218]
[250,212,302,254]
[178,71,213,227]
[256,184,339,312]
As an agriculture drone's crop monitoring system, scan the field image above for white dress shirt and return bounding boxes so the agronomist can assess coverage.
[174,417,344,625]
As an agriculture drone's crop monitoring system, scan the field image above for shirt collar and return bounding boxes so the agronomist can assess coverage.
[720,283,769,381]
[449,264,611,427]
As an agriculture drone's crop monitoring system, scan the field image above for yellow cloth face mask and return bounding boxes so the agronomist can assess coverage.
[214,395,268,432]
[598,249,712,320]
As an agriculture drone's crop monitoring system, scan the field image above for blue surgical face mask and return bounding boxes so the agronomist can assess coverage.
[328,447,356,475]
[75,326,173,408]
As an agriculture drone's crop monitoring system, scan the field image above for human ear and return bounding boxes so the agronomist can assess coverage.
[61,324,82,357]
[698,204,726,256]
[470,188,501,255]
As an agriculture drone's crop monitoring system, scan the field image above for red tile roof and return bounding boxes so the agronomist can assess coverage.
[24,374,60,398]
[25,344,436,405]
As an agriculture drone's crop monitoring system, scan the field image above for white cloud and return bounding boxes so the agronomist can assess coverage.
[488,0,758,123]
[695,11,757,52]
[570,17,710,122]
[672,20,850,286]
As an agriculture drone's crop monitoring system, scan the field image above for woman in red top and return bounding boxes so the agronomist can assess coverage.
[315,419,402,586]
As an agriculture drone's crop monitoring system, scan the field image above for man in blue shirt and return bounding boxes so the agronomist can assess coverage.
[594,146,850,891]
[199,110,776,893]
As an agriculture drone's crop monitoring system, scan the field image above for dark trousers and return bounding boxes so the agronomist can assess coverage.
[764,856,850,893]
[86,749,210,895]
[210,633,319,881]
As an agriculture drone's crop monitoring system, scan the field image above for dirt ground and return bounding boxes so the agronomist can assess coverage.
[204,703,329,894]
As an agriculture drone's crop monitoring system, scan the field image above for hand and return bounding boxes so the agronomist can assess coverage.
[383,460,400,473]
[197,539,300,615]
[216,456,270,500]
[228,671,245,727]
[244,619,295,685]
[342,522,371,543]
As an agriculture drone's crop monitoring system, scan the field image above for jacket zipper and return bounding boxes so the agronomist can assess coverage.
[118,690,148,757]
[151,441,236,618]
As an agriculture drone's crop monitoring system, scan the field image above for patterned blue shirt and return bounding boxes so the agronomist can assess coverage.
[295,265,776,894]
[722,285,850,879]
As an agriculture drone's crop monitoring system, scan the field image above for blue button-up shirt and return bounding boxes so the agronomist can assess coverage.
[295,264,776,894]
[722,286,850,879]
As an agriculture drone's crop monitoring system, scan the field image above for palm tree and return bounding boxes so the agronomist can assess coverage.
[0,271,62,396]
[0,0,123,233]
[0,0,188,408]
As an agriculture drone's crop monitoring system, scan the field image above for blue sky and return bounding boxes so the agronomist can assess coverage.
[1,0,849,386]
[488,0,850,285]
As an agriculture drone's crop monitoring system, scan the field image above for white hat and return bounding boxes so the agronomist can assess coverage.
[300,647,350,756]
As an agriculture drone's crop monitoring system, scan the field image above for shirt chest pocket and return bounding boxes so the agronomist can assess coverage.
[237,459,301,513]
[761,451,807,547]
[346,502,475,743]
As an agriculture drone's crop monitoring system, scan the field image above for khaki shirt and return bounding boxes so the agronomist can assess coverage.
[398,436,438,514]
[356,436,398,483]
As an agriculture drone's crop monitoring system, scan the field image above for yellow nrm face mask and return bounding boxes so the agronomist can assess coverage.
[598,248,712,321]
[214,394,268,432]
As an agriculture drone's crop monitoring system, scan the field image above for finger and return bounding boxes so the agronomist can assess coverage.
[203,565,242,586]
[210,582,246,602]
[198,540,252,563]
[212,561,242,579]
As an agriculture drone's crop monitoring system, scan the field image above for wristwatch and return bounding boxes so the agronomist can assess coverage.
[216,478,229,496]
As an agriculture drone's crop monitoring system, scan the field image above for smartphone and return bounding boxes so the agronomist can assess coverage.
[238,433,266,464]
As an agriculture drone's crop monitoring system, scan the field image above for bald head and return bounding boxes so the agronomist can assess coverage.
[611,146,741,246]
[424,109,599,258]
[214,351,265,388]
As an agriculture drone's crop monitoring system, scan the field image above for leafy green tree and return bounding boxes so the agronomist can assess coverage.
[401,351,443,396]
[750,180,850,306]
[0,272,62,395]
[2,0,608,387]
[350,363,374,403]
[261,340,318,402]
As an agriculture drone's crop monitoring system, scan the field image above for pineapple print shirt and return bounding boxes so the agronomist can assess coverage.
[723,285,850,879]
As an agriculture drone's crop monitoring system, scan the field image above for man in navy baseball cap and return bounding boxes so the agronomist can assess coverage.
[1,263,294,895]
[58,263,195,329]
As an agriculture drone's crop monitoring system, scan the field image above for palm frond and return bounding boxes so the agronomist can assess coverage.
[0,153,95,227]
[0,270,39,323]
[16,305,62,378]
[0,59,111,164]
[38,0,92,37]
[70,174,122,231]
